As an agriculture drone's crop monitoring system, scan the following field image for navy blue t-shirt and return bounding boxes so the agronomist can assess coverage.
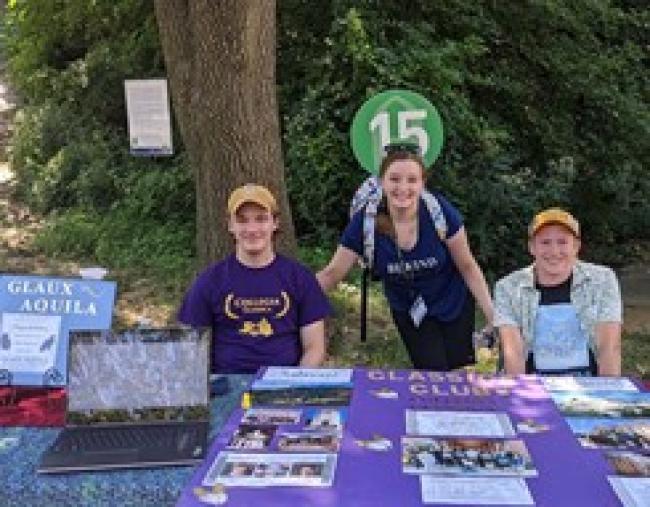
[340,193,468,321]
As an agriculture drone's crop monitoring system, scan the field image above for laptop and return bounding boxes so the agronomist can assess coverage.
[38,327,210,473]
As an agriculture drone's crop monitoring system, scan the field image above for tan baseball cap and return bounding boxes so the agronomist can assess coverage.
[528,208,580,238]
[227,184,278,215]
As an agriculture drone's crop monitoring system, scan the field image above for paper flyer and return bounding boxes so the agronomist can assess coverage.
[0,313,61,374]
[420,476,534,505]
[608,477,650,507]
[406,410,515,438]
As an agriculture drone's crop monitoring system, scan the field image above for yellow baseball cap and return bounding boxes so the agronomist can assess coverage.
[528,208,580,238]
[227,184,278,215]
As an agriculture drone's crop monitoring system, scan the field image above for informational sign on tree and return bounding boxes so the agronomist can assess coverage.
[350,89,444,174]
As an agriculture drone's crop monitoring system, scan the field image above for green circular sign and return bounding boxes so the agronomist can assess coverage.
[350,89,444,174]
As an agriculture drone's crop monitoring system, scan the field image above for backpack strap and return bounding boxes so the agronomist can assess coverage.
[350,176,382,269]
[421,190,448,241]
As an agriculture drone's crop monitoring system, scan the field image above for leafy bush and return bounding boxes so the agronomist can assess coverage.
[4,0,193,285]
[279,1,649,277]
[3,0,648,283]
[34,183,195,289]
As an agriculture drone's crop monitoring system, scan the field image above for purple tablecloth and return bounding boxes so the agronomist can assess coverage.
[177,370,628,506]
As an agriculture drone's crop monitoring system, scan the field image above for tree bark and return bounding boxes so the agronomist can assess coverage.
[154,0,296,268]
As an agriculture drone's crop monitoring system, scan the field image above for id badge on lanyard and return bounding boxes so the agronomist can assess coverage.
[409,295,427,328]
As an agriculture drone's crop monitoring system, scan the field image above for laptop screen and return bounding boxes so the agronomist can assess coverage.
[66,328,210,426]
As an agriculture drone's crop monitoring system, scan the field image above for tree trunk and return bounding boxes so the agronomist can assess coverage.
[154,0,296,268]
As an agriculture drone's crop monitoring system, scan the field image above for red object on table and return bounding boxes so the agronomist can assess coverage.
[0,387,66,427]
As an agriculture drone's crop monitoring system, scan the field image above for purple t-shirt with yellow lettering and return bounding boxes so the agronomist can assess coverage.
[178,254,332,374]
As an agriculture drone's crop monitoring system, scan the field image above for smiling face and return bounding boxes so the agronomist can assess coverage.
[529,224,581,286]
[228,202,278,262]
[380,158,425,215]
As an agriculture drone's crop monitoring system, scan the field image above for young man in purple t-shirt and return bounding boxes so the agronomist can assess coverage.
[178,184,332,374]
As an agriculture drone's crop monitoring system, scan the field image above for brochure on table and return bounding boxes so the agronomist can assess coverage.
[257,367,353,387]
[420,477,534,505]
[0,275,116,386]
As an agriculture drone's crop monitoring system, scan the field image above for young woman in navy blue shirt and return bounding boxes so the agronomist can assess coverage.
[317,148,493,371]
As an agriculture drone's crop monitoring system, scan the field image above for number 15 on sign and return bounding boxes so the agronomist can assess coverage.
[350,90,444,175]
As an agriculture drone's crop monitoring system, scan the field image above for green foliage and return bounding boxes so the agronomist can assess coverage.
[4,0,193,283]
[279,0,649,276]
[3,0,648,285]
[10,103,126,212]
[623,331,650,380]
[34,198,195,289]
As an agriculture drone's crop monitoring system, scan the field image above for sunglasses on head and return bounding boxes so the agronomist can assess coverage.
[383,142,422,157]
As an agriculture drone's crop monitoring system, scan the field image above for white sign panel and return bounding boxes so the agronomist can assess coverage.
[125,79,173,156]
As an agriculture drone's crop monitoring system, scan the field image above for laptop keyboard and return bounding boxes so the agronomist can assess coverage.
[53,425,200,453]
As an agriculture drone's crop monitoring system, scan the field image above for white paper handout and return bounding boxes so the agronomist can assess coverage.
[541,376,638,392]
[0,313,61,373]
[203,452,338,487]
[420,477,534,505]
[608,477,650,507]
[260,367,353,385]
[406,410,515,437]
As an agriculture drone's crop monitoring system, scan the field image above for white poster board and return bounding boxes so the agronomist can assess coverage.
[0,313,62,374]
[124,79,173,156]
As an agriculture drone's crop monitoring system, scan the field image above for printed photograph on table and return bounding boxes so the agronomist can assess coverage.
[303,407,347,433]
[227,424,276,451]
[202,452,338,487]
[567,418,650,449]
[402,437,537,477]
[552,392,650,418]
[249,385,353,407]
[241,408,302,426]
[605,451,650,477]
[277,431,341,453]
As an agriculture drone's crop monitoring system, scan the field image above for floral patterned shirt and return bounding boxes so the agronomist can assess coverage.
[494,261,622,357]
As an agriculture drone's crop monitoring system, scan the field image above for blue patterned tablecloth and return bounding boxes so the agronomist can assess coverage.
[0,375,252,507]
